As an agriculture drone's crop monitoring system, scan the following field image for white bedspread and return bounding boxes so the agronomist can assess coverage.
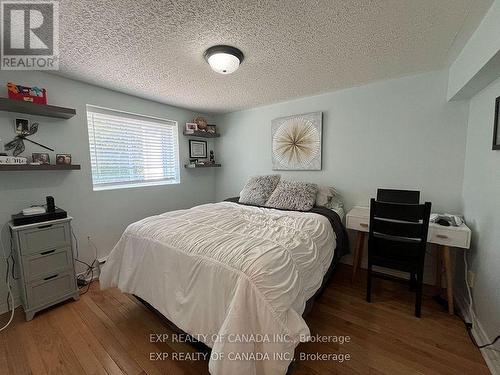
[100,201,336,375]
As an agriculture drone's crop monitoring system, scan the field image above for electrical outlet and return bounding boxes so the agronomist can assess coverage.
[467,270,475,288]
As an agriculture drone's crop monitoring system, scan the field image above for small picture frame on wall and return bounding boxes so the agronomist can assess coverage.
[32,153,50,164]
[189,140,207,159]
[185,122,198,134]
[56,153,72,165]
[493,96,500,150]
[15,118,29,135]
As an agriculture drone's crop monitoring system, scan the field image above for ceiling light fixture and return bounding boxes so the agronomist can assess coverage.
[204,45,244,74]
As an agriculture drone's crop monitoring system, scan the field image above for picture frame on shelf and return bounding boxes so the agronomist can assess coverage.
[206,124,217,134]
[32,153,50,164]
[189,139,207,159]
[185,122,198,134]
[56,153,72,165]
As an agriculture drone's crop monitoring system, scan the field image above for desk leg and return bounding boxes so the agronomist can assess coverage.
[442,245,454,315]
[351,232,366,283]
[435,244,442,291]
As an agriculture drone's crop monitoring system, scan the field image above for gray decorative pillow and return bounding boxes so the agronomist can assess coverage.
[239,175,281,206]
[265,180,318,211]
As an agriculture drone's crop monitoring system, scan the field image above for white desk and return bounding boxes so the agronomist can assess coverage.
[346,206,471,314]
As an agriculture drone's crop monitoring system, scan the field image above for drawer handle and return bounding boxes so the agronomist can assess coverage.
[40,249,56,255]
[43,274,58,281]
[38,224,53,229]
[436,234,448,239]
[360,223,369,228]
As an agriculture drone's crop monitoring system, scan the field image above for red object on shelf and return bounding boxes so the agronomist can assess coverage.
[7,82,47,104]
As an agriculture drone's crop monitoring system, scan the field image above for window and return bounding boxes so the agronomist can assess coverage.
[87,105,180,191]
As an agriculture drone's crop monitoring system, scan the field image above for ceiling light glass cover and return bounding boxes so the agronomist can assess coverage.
[204,45,244,74]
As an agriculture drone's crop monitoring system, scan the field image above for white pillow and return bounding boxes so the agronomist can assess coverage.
[315,185,337,206]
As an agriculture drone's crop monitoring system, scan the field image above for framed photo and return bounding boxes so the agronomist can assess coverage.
[56,153,72,165]
[493,96,500,150]
[15,118,29,135]
[206,124,217,134]
[32,153,50,164]
[189,140,207,159]
[185,122,198,134]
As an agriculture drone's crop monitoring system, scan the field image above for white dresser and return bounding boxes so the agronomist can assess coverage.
[10,217,79,321]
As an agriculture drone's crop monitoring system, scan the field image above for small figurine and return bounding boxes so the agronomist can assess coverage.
[209,150,215,163]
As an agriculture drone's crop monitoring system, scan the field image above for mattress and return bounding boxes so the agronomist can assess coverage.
[100,201,337,374]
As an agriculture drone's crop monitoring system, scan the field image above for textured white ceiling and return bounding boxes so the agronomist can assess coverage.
[56,0,492,113]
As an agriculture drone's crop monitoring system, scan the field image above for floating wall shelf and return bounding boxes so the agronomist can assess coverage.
[0,98,76,119]
[183,130,220,138]
[0,164,81,171]
[184,163,221,169]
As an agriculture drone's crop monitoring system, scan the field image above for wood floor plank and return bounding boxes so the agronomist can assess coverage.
[3,311,32,375]
[47,304,109,375]
[75,295,145,375]
[16,319,49,375]
[28,309,87,374]
[66,302,125,375]
[0,264,489,375]
[89,285,205,375]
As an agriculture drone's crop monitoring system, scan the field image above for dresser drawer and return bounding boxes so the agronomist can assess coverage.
[346,215,369,232]
[428,226,470,248]
[26,271,76,309]
[18,223,71,255]
[22,247,73,282]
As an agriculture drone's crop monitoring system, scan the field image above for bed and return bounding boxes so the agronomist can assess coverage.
[100,198,348,375]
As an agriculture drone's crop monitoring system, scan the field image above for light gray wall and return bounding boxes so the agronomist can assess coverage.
[215,70,469,214]
[0,71,216,311]
[460,76,500,344]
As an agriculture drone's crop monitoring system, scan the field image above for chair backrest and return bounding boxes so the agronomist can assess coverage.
[377,189,420,204]
[368,198,431,264]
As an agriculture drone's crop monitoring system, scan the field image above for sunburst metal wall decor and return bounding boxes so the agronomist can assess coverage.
[272,112,322,170]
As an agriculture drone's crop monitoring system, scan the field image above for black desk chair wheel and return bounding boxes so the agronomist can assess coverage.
[367,194,431,317]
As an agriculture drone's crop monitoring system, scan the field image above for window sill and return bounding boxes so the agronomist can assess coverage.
[92,179,180,191]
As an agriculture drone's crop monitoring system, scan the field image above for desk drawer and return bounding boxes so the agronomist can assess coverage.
[22,247,73,282]
[428,227,469,248]
[18,223,71,256]
[346,216,369,232]
[26,271,76,309]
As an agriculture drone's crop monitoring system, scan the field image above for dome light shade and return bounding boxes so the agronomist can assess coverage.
[204,45,244,74]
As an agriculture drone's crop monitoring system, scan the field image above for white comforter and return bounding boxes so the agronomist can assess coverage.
[100,201,336,375]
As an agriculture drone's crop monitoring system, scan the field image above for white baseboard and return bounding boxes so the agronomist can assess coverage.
[455,290,500,374]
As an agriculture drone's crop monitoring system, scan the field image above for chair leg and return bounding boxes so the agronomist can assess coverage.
[415,272,423,318]
[366,263,372,303]
[409,272,416,291]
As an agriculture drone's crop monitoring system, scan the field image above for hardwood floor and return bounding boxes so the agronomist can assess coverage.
[0,265,489,375]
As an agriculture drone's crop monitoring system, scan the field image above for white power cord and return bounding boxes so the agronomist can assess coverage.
[0,226,15,331]
[463,251,476,323]
[463,251,500,352]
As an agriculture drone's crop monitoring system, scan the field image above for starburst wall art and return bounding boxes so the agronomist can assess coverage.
[271,112,322,170]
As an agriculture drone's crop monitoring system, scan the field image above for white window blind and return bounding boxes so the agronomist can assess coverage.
[87,105,180,191]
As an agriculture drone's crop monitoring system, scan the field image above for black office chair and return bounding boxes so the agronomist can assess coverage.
[377,189,421,288]
[366,198,431,317]
[377,188,420,204]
